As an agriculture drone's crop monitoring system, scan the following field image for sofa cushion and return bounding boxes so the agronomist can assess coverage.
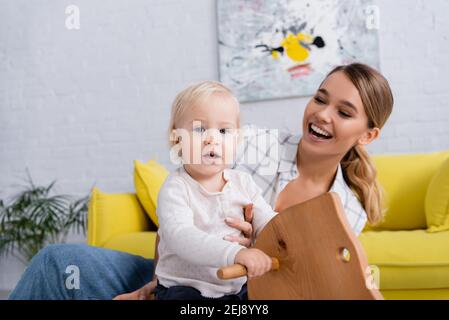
[102,231,157,259]
[426,156,449,233]
[134,160,169,227]
[370,151,449,230]
[359,230,449,290]
[88,188,151,247]
[381,288,449,300]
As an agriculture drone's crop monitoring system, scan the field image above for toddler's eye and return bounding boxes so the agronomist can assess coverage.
[219,128,229,135]
[193,127,205,133]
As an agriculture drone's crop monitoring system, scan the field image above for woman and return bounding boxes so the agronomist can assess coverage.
[9,63,393,300]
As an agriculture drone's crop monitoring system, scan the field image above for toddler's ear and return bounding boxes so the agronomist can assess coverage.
[170,129,180,144]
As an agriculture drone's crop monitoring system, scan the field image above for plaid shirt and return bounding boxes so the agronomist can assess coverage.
[232,125,367,236]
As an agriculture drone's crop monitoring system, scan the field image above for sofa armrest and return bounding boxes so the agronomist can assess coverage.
[88,187,153,247]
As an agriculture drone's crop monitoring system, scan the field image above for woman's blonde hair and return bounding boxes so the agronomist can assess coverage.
[168,80,239,146]
[328,63,394,225]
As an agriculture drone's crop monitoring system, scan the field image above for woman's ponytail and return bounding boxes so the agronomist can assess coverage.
[341,145,384,225]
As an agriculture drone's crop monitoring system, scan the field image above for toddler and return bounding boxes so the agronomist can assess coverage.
[154,81,277,300]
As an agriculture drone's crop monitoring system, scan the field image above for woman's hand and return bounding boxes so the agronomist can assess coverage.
[113,278,157,300]
[224,203,254,248]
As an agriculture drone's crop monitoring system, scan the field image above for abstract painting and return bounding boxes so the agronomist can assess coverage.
[217,0,380,102]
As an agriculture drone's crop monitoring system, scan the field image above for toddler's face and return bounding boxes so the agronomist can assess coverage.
[174,93,240,177]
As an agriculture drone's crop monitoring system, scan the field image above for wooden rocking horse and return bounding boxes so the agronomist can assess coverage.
[217,192,383,300]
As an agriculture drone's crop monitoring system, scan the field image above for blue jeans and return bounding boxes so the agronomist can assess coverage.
[154,282,248,300]
[8,244,154,300]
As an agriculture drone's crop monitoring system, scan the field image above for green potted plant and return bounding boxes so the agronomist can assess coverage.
[0,173,89,263]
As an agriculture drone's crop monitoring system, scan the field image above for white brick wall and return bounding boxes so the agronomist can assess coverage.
[1,0,449,290]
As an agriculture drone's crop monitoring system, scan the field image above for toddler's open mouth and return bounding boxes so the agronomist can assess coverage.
[202,150,221,159]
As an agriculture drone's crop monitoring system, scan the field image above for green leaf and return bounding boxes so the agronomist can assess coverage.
[0,175,89,262]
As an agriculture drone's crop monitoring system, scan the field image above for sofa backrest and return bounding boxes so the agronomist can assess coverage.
[365,150,449,231]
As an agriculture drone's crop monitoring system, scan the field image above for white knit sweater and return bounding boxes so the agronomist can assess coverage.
[155,166,277,298]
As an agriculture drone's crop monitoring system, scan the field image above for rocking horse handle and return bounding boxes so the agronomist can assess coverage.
[217,257,280,280]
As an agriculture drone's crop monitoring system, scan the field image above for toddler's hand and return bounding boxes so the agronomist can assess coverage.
[234,248,272,279]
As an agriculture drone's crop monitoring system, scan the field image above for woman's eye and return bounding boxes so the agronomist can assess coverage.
[193,127,205,133]
[338,111,352,118]
[314,96,325,104]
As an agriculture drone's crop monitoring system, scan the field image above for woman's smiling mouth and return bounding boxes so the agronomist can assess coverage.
[308,123,334,140]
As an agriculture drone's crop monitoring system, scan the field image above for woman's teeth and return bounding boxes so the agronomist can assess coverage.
[310,124,332,139]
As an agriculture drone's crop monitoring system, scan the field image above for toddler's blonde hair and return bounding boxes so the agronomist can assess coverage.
[168,81,240,146]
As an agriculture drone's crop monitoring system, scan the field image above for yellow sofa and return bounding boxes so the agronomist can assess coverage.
[88,150,449,300]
